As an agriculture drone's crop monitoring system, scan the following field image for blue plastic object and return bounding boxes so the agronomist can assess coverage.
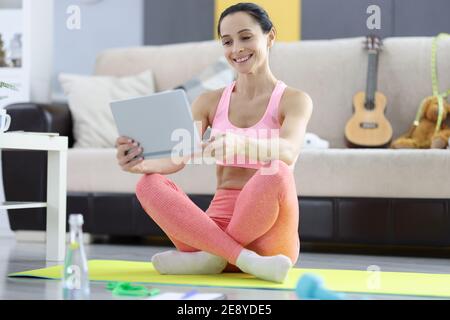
[296,274,346,300]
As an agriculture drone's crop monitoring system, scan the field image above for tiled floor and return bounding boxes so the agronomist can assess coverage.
[1,236,449,300]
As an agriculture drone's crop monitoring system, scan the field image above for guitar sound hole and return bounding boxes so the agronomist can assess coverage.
[360,122,379,129]
[364,102,375,110]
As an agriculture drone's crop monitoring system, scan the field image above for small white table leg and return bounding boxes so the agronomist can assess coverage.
[46,149,67,261]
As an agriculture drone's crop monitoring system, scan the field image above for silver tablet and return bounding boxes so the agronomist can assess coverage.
[110,89,202,159]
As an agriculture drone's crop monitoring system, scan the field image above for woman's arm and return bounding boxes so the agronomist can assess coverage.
[240,89,312,165]
[118,90,217,175]
[115,136,189,175]
[128,156,189,175]
[203,89,313,166]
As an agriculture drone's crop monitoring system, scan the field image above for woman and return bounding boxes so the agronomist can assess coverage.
[115,3,312,283]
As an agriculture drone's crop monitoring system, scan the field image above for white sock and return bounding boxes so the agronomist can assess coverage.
[151,250,227,275]
[235,249,292,283]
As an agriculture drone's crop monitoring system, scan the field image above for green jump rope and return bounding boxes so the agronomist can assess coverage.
[106,282,160,297]
[411,33,450,135]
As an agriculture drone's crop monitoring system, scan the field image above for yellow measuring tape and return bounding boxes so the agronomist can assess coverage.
[413,33,450,133]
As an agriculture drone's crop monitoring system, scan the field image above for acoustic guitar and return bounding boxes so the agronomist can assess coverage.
[345,35,392,147]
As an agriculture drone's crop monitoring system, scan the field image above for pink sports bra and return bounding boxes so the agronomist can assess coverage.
[210,80,297,171]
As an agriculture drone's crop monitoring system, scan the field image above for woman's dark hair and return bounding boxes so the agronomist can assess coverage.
[217,2,274,37]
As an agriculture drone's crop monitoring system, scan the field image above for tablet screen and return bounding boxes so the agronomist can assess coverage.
[110,90,202,160]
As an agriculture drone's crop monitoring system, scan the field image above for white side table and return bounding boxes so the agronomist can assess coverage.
[0,132,68,261]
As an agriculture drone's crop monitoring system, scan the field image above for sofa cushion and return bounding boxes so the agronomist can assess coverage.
[295,149,450,198]
[67,148,143,193]
[67,148,450,199]
[59,70,155,148]
[176,57,235,103]
[94,41,224,92]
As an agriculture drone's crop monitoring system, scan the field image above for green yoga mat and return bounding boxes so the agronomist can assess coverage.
[8,260,450,298]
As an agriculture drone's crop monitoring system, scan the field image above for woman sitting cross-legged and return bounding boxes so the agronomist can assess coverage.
[115,2,313,283]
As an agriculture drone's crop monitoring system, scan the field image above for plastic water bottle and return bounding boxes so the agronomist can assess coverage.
[62,214,90,300]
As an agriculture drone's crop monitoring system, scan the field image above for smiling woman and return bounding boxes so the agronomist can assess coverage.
[217,3,275,76]
[129,2,313,284]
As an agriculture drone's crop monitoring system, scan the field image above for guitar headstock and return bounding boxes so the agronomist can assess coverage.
[364,34,383,53]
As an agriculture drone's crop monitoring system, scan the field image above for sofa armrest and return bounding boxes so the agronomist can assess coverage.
[2,102,74,231]
[4,102,75,147]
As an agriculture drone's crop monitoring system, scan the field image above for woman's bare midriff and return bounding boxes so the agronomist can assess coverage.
[216,165,258,190]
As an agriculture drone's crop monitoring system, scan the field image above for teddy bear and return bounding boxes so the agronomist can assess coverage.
[391,96,450,149]
[431,126,450,149]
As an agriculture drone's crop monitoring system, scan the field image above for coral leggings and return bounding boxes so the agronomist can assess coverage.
[135,160,300,270]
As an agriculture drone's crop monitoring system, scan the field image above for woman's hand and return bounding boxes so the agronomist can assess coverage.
[200,132,246,163]
[115,136,145,173]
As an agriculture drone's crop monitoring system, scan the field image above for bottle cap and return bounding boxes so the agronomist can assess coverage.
[69,214,84,226]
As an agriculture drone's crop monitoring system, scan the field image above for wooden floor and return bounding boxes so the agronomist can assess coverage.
[0,236,449,300]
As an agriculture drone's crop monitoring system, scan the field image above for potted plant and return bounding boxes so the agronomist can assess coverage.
[0,81,17,100]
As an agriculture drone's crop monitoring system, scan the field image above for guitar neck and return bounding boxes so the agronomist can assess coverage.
[365,51,379,109]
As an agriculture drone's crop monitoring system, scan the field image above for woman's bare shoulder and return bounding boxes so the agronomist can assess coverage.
[283,86,312,102]
[194,88,225,107]
[192,88,227,122]
[282,86,313,112]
